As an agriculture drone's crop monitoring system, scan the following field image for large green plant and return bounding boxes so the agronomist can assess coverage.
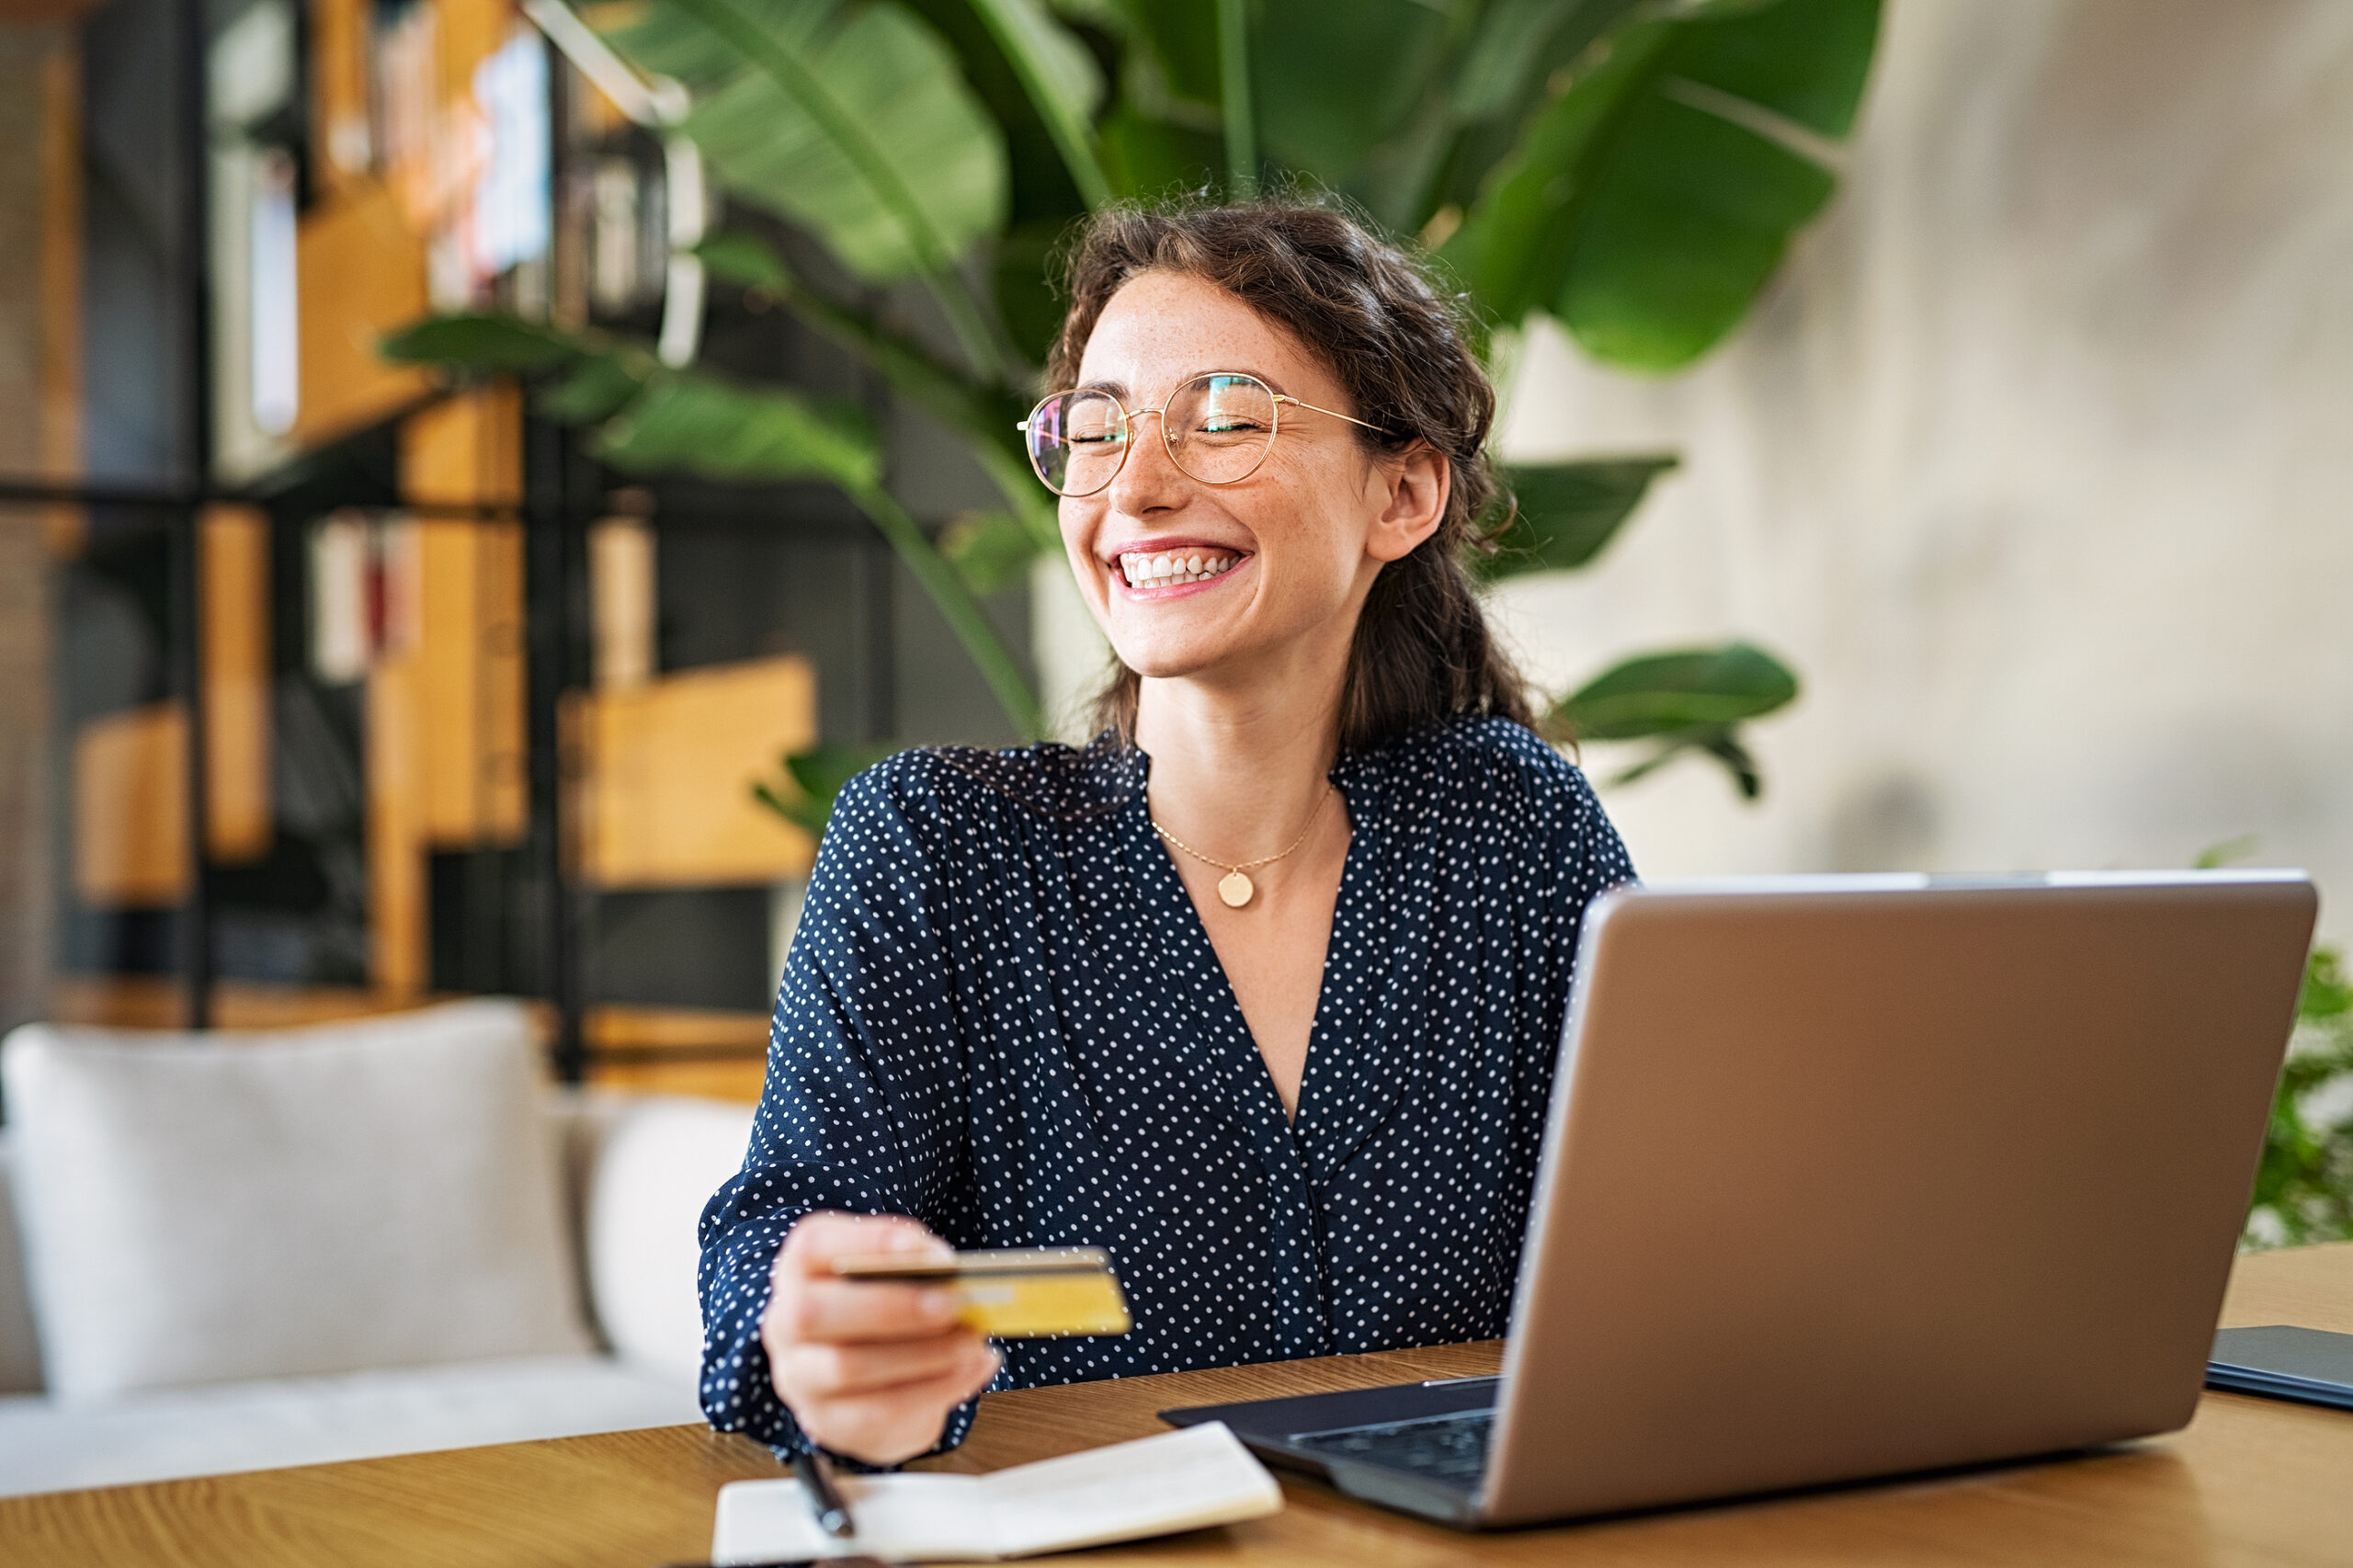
[2247,946,2353,1249]
[389,0,1881,812]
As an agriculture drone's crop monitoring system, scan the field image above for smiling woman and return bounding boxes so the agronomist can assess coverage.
[696,198,1634,1471]
[1045,206,1534,755]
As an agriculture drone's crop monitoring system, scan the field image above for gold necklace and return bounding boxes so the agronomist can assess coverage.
[1150,786,1336,909]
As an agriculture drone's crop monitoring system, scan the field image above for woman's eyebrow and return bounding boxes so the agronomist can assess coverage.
[1078,369,1290,402]
[1202,366,1282,390]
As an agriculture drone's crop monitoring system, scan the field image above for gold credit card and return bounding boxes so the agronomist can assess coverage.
[831,1246,1132,1338]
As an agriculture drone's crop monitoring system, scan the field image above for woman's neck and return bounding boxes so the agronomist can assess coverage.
[1132,650,1346,865]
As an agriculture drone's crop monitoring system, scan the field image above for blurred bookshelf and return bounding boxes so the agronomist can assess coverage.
[2,0,1030,1099]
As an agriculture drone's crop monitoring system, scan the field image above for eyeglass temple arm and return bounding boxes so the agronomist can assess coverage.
[1272,393,1384,434]
[1017,393,1385,435]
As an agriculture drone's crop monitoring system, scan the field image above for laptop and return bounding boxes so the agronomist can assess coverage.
[1163,871,2317,1528]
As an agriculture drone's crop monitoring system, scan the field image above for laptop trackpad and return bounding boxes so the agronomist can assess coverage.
[1159,1375,1499,1449]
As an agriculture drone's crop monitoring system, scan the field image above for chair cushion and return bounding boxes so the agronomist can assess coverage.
[0,1352,704,1499]
[0,1133,42,1394]
[0,1000,593,1404]
[587,1096,756,1383]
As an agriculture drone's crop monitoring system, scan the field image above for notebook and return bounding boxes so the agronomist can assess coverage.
[2208,1325,2353,1412]
[710,1422,1283,1563]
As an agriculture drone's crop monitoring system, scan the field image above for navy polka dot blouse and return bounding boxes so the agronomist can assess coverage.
[697,714,1634,1458]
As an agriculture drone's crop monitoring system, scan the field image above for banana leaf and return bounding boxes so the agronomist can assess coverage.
[1442,0,1880,369]
[1554,640,1798,740]
[1252,0,1449,177]
[381,313,657,423]
[1478,455,1677,580]
[381,313,581,374]
[965,0,1111,206]
[1551,640,1799,798]
[607,0,1008,287]
[942,510,1051,594]
[591,372,882,491]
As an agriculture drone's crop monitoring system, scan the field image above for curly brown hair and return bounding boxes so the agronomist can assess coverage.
[1047,196,1537,753]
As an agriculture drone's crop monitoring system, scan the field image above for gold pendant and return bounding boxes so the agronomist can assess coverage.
[1217,869,1255,908]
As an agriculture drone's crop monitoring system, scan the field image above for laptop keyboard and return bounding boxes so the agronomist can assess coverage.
[1290,1409,1495,1483]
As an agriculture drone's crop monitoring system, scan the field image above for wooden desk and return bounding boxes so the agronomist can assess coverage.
[6,1244,2350,1567]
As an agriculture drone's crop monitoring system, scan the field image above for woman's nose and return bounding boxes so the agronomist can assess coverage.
[1105,407,1187,512]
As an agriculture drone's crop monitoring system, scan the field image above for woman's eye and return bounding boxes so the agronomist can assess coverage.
[1198,417,1264,436]
[1069,429,1123,447]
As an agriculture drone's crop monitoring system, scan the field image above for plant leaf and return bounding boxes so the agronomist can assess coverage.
[381,312,582,374]
[941,509,1051,595]
[967,0,1112,207]
[854,484,1047,738]
[1250,0,1448,178]
[1552,85,1836,369]
[697,228,1046,517]
[752,741,896,838]
[1667,0,1882,141]
[695,228,794,290]
[1439,19,1672,322]
[995,219,1073,367]
[541,352,654,423]
[611,0,1008,283]
[2246,942,2353,1246]
[1443,0,1881,369]
[1597,722,1763,799]
[1115,0,1223,113]
[1694,725,1763,800]
[1476,455,1677,579]
[1097,98,1223,199]
[1449,0,1643,124]
[2301,947,2353,1023]
[592,370,882,491]
[1552,641,1798,741]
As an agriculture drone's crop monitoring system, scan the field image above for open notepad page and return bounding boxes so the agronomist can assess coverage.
[710,1421,1283,1563]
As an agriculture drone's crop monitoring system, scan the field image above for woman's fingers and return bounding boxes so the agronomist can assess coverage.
[779,1212,951,1277]
[775,1277,962,1343]
[786,1337,1002,1466]
[767,1211,967,1343]
[762,1210,1000,1466]
[778,1328,993,1399]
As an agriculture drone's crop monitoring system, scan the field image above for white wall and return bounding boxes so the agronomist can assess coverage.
[1488,0,2353,943]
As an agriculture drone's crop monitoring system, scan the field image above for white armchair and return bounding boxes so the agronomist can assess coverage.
[0,1001,756,1499]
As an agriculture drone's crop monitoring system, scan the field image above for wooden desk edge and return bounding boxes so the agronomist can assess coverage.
[2,1242,2347,1568]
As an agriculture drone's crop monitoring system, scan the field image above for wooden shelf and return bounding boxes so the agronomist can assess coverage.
[569,655,820,890]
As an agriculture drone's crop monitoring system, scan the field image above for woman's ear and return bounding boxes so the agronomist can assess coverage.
[1365,443,1450,563]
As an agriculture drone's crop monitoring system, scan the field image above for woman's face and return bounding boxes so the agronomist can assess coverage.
[1057,270,1447,692]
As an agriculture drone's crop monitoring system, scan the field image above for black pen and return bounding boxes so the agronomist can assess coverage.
[795,1449,857,1541]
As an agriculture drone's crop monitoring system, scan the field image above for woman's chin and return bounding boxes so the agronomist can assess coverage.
[1109,642,1227,683]
[1101,604,1245,679]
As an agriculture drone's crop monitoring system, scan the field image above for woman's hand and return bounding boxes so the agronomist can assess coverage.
[761,1212,1001,1466]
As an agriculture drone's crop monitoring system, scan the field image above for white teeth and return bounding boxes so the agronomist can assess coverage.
[1116,550,1241,589]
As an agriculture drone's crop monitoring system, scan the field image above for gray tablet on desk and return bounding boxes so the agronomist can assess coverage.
[2210,1324,2353,1411]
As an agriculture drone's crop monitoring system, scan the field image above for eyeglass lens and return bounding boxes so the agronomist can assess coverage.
[1026,374,1279,497]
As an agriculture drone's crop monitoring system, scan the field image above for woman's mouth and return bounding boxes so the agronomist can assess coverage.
[1116,549,1245,590]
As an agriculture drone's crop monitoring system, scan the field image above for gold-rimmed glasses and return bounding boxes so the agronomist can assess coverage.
[1017,371,1384,498]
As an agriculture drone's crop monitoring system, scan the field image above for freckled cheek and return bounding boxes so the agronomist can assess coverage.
[1252,499,1360,609]
[1058,503,1107,588]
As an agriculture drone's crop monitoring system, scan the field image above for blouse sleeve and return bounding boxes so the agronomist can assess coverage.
[696,758,983,1458]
